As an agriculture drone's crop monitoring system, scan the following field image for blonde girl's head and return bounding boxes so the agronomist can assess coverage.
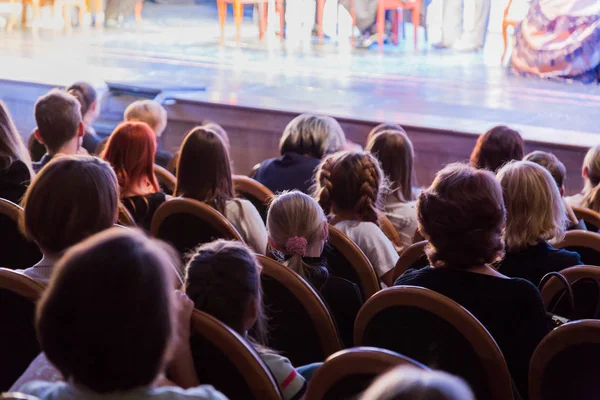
[267,191,328,278]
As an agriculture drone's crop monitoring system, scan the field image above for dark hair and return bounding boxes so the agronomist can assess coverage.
[67,82,97,117]
[523,150,566,190]
[21,155,119,254]
[366,123,406,145]
[36,228,174,393]
[469,126,524,173]
[184,240,268,346]
[34,89,82,154]
[418,163,505,269]
[314,151,385,224]
[366,131,416,203]
[174,127,234,214]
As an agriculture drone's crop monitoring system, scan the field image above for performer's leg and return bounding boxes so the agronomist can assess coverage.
[470,0,491,49]
[439,0,462,47]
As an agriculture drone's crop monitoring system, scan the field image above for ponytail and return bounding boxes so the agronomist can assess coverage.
[584,182,600,213]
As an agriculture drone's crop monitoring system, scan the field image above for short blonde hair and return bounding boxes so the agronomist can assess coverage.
[124,100,168,137]
[581,144,600,212]
[497,161,567,251]
[361,366,474,400]
[279,114,346,159]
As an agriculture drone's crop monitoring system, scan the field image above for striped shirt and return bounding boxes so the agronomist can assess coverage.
[260,352,306,400]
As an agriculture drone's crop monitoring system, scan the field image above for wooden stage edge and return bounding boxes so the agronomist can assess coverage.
[0,78,590,195]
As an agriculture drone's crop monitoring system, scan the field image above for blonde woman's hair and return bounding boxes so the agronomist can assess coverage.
[497,161,567,251]
[279,114,346,159]
[581,145,600,212]
[124,100,168,137]
[267,191,327,278]
[0,101,33,177]
[361,366,474,400]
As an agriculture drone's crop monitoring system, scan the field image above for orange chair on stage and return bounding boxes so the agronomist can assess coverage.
[217,0,284,43]
[376,0,422,49]
[316,0,356,44]
[501,0,520,62]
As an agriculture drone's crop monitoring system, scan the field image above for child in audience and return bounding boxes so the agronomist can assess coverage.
[313,151,399,286]
[366,130,419,248]
[253,114,347,194]
[184,240,307,400]
[524,150,585,231]
[365,122,405,146]
[67,82,101,155]
[32,89,85,172]
[566,144,600,213]
[496,161,581,285]
[0,101,34,204]
[470,126,524,173]
[267,190,363,347]
[395,163,552,397]
[174,127,267,254]
[102,121,166,230]
[124,100,173,169]
[13,228,226,400]
[360,366,474,400]
[17,155,119,285]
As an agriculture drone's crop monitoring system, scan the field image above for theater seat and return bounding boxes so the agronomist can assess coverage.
[233,175,273,223]
[392,240,429,282]
[539,266,600,320]
[555,230,600,267]
[0,198,42,270]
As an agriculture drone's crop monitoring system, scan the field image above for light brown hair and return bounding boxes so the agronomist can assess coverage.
[580,145,600,212]
[497,161,567,251]
[470,126,524,173]
[37,228,175,393]
[279,114,346,159]
[418,163,505,269]
[523,150,566,190]
[0,101,33,176]
[34,89,82,154]
[21,155,119,254]
[366,130,416,203]
[314,151,386,224]
[174,127,234,214]
[365,123,406,146]
[124,100,168,137]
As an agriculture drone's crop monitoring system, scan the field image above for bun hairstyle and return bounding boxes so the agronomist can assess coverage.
[314,151,386,224]
[582,145,600,213]
[418,163,505,269]
[267,191,328,278]
[67,82,97,117]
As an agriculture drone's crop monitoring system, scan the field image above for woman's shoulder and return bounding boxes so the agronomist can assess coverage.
[546,242,583,265]
[2,159,30,178]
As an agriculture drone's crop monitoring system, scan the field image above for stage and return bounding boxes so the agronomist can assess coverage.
[1,0,599,192]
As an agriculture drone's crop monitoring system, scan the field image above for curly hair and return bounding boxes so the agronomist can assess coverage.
[313,151,386,224]
[418,163,506,269]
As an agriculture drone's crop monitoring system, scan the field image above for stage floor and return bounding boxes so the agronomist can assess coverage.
[1,1,599,146]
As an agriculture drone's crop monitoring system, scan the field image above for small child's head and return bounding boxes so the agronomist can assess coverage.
[184,240,267,344]
[314,151,386,224]
[67,82,99,124]
[523,150,567,196]
[365,123,406,146]
[124,100,168,137]
[361,366,474,400]
[36,228,176,393]
[267,191,328,277]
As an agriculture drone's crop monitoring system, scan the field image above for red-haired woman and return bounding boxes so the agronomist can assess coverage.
[103,121,166,230]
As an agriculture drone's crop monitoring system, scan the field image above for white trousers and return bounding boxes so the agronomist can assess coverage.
[441,0,491,47]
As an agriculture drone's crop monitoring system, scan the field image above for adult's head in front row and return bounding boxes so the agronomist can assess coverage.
[36,228,176,393]
[280,114,346,159]
[418,163,505,269]
[34,89,84,158]
[21,156,119,260]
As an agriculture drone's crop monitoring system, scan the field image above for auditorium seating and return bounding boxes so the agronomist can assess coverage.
[392,240,428,282]
[233,175,273,222]
[0,198,42,270]
[572,206,600,232]
[154,164,176,195]
[539,266,600,320]
[555,230,600,267]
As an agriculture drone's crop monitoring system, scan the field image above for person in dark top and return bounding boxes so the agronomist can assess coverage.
[67,82,102,155]
[267,191,363,347]
[102,121,167,231]
[395,163,552,398]
[0,102,33,203]
[496,161,582,286]
[31,90,85,173]
[253,114,347,194]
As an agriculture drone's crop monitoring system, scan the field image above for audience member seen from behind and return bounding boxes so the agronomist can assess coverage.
[0,101,34,204]
[32,89,84,172]
[102,121,166,231]
[253,114,347,194]
[566,144,600,214]
[314,151,399,286]
[360,366,474,400]
[266,190,363,347]
[17,156,119,285]
[365,123,405,147]
[67,82,102,155]
[124,100,173,169]
[496,161,581,285]
[184,240,306,400]
[13,228,227,400]
[366,130,419,248]
[470,126,524,173]
[395,163,551,396]
[174,127,267,254]
[524,150,585,231]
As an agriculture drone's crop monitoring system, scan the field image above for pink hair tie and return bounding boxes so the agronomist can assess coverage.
[285,237,308,257]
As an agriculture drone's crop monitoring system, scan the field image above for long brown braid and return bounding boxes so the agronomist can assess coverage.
[355,155,381,223]
[314,155,335,216]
